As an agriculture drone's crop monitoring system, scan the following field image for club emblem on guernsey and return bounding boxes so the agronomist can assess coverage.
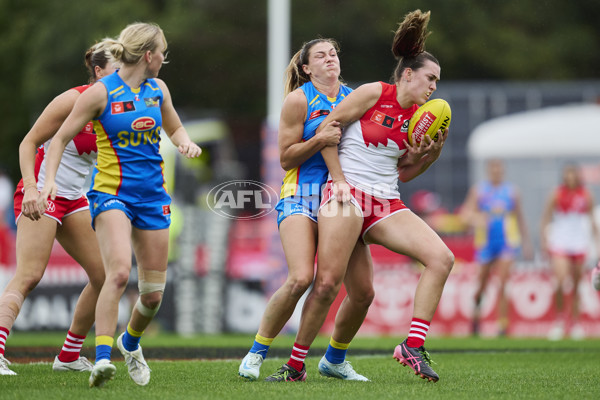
[370,110,394,128]
[111,101,136,114]
[46,201,56,213]
[131,117,156,131]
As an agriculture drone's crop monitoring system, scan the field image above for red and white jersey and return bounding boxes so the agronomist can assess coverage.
[547,185,593,254]
[34,85,98,200]
[337,82,418,198]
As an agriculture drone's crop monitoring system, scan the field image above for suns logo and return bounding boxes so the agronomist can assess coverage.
[131,117,156,131]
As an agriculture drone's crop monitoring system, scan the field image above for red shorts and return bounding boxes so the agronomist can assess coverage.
[14,182,89,225]
[548,249,587,265]
[320,180,409,241]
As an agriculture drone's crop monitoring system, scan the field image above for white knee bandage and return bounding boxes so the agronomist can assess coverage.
[135,297,161,318]
[137,269,167,296]
[135,269,167,317]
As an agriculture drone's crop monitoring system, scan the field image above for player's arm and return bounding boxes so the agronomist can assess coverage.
[279,90,340,171]
[318,83,381,202]
[19,89,80,220]
[157,79,202,159]
[38,83,107,207]
[539,190,557,256]
[459,185,486,230]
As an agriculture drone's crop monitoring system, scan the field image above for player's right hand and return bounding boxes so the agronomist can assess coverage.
[37,182,57,214]
[332,179,351,204]
[318,121,342,146]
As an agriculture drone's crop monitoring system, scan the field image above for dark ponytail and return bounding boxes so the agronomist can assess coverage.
[391,10,439,82]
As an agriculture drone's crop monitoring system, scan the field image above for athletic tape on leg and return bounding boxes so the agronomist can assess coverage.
[0,290,25,329]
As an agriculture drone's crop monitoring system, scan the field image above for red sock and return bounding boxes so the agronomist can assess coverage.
[406,318,430,348]
[58,331,86,363]
[287,342,309,372]
[0,326,9,357]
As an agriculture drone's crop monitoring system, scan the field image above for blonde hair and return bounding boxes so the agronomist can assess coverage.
[104,22,167,65]
[283,38,341,96]
[84,39,114,83]
[391,10,439,82]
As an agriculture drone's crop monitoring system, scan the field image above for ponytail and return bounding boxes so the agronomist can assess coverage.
[391,10,438,82]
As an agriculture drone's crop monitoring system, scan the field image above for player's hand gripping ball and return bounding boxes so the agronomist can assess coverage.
[408,98,451,145]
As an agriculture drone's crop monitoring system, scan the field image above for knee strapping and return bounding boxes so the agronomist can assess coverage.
[137,269,167,296]
[135,269,167,317]
[135,296,162,318]
[0,290,25,329]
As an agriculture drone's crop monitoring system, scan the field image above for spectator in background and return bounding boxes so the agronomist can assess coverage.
[541,164,600,340]
[460,159,532,336]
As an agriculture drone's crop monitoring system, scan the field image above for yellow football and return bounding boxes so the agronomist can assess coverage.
[408,98,451,145]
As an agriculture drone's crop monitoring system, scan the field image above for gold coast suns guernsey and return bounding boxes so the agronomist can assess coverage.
[338,82,418,199]
[90,72,168,202]
[280,81,352,199]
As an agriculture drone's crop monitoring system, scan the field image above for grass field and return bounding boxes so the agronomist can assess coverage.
[1,333,599,399]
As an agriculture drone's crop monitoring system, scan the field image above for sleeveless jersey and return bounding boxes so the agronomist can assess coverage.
[35,85,97,200]
[338,82,418,198]
[280,81,353,198]
[547,185,592,253]
[90,72,168,202]
[475,181,521,248]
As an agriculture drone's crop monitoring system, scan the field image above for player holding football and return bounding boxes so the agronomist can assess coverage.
[267,10,452,383]
[240,38,372,382]
[541,164,600,340]
[0,41,116,376]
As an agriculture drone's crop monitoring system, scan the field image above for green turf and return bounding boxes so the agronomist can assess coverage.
[1,335,599,399]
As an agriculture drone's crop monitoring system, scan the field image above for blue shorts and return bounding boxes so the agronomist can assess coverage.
[87,190,171,230]
[476,239,519,265]
[275,194,320,227]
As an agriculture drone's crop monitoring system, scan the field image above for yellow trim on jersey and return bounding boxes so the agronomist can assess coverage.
[109,85,124,95]
[144,82,160,91]
[505,213,522,247]
[93,120,121,195]
[95,336,114,347]
[255,334,274,346]
[329,338,350,350]
[131,86,141,94]
[327,96,337,102]
[308,95,320,106]
[280,167,299,198]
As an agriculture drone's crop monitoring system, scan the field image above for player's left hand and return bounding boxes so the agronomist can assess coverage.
[178,142,202,158]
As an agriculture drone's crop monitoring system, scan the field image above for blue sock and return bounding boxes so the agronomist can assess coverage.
[324,339,349,364]
[122,324,143,352]
[250,334,273,359]
[95,335,113,363]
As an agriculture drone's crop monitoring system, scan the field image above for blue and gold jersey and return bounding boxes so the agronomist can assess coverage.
[90,72,168,202]
[475,181,521,248]
[280,82,352,198]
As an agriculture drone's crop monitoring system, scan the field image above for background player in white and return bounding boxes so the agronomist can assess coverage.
[541,164,600,340]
